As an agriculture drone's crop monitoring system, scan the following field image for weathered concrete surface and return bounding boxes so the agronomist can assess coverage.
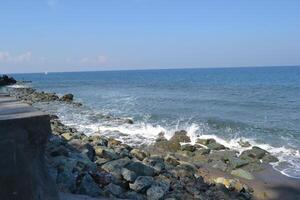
[0,93,59,200]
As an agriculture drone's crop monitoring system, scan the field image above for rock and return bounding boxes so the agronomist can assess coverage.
[231,169,254,180]
[108,138,122,147]
[181,144,196,152]
[194,148,211,156]
[196,138,216,146]
[164,155,180,166]
[210,160,228,172]
[228,157,249,169]
[131,149,147,161]
[105,183,124,197]
[101,158,131,179]
[143,156,165,172]
[240,146,268,160]
[94,146,119,160]
[122,168,137,182]
[147,185,166,200]
[0,75,17,86]
[129,176,154,193]
[125,162,155,177]
[154,140,181,152]
[94,158,109,166]
[77,174,102,197]
[90,135,108,147]
[123,191,146,200]
[124,118,134,124]
[61,132,74,141]
[60,93,74,102]
[49,146,69,157]
[238,140,251,148]
[262,154,279,163]
[173,162,197,178]
[169,130,191,143]
[206,142,225,150]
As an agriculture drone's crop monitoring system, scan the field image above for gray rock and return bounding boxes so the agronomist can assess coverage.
[78,174,102,197]
[146,185,166,200]
[94,146,119,160]
[129,176,154,193]
[60,93,74,102]
[206,142,225,150]
[125,162,155,177]
[105,183,124,197]
[238,140,251,148]
[262,154,279,163]
[101,158,131,179]
[122,168,137,182]
[240,146,268,160]
[169,130,191,143]
[194,148,211,155]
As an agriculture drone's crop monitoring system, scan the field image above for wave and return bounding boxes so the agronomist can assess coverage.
[33,100,300,179]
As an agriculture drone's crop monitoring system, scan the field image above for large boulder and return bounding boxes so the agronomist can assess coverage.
[169,130,191,143]
[101,158,131,179]
[230,169,254,180]
[240,146,268,160]
[77,174,102,197]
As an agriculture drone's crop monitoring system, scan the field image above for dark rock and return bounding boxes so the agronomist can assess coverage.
[105,183,124,197]
[262,154,279,163]
[129,176,154,193]
[94,146,119,160]
[238,140,251,148]
[124,118,134,124]
[60,93,74,102]
[0,75,17,86]
[125,162,156,177]
[77,174,102,197]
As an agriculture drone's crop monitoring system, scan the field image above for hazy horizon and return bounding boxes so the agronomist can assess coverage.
[1,0,300,73]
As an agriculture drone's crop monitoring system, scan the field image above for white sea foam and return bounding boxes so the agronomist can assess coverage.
[7,84,29,88]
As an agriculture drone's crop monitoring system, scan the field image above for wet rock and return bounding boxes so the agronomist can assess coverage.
[131,149,147,161]
[77,174,102,197]
[122,168,137,182]
[124,118,134,124]
[129,176,154,193]
[169,130,191,143]
[206,142,226,150]
[238,140,251,148]
[231,169,254,180]
[87,135,108,147]
[164,155,180,166]
[240,146,268,160]
[181,144,196,152]
[262,154,279,163]
[108,138,122,147]
[196,138,216,146]
[49,146,69,157]
[60,93,74,102]
[125,162,155,177]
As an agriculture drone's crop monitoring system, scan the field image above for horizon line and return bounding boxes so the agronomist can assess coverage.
[6,65,300,75]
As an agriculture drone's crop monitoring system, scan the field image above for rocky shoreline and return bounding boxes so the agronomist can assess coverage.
[6,86,293,200]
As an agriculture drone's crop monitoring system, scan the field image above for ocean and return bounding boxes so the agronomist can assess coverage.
[10,66,300,178]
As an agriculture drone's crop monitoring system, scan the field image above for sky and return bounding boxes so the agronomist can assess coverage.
[0,0,300,73]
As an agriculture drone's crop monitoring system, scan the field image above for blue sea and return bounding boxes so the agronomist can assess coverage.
[11,66,300,178]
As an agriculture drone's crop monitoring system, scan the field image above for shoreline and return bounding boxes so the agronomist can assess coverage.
[5,84,300,200]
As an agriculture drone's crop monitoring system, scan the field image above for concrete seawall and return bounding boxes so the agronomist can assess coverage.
[0,93,59,200]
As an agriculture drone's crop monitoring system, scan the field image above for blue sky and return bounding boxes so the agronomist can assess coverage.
[0,0,300,73]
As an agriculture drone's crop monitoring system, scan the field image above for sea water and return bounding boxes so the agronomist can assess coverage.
[11,66,300,178]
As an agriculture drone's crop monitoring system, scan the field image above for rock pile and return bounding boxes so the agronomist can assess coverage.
[0,75,16,86]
